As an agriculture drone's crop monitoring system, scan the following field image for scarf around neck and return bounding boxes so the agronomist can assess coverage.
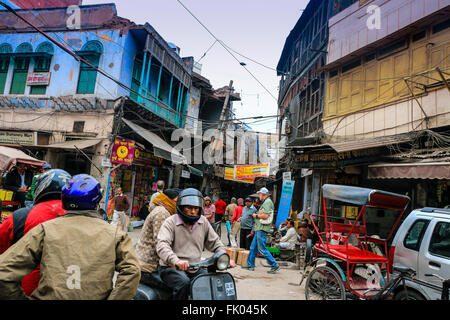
[152,192,176,215]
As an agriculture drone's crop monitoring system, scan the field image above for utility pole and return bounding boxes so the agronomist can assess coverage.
[201,80,233,193]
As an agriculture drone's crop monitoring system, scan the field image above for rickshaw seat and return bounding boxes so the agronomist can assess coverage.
[317,243,388,263]
[328,222,366,235]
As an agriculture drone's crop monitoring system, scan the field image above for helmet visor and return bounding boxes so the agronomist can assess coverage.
[179,195,204,208]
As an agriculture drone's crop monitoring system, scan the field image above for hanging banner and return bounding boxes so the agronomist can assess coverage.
[110,138,135,165]
[275,180,295,229]
[234,163,270,179]
[224,167,255,184]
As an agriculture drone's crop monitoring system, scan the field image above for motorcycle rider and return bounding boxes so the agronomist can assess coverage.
[156,188,236,300]
[0,174,140,300]
[0,169,71,296]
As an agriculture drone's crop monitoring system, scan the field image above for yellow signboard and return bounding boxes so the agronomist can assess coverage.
[234,163,270,179]
[343,206,359,219]
[224,167,255,184]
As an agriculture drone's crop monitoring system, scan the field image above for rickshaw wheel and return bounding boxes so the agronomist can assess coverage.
[305,265,346,300]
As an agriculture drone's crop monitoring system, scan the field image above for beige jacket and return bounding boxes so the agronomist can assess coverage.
[157,215,226,267]
[0,210,140,300]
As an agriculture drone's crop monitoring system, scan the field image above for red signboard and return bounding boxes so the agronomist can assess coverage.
[110,138,135,165]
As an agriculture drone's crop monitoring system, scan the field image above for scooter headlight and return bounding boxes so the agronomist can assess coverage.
[216,253,230,271]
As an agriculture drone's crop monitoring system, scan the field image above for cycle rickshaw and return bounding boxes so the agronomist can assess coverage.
[303,184,411,300]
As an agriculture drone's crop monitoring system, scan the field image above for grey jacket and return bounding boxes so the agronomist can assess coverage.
[240,205,257,230]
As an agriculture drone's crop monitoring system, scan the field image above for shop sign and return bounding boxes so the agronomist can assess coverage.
[294,149,381,169]
[0,131,34,145]
[110,138,135,165]
[282,172,291,181]
[276,180,295,228]
[343,206,359,219]
[101,158,112,167]
[234,163,270,179]
[181,170,190,179]
[215,166,225,178]
[26,72,51,86]
[134,148,163,166]
[224,167,255,184]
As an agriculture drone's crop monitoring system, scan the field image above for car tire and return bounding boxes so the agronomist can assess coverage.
[394,289,426,300]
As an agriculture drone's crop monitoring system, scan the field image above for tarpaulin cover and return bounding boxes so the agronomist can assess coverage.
[368,162,450,180]
[322,184,410,210]
[0,146,46,171]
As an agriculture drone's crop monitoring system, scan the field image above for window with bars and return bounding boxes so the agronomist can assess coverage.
[76,41,103,94]
[30,56,52,95]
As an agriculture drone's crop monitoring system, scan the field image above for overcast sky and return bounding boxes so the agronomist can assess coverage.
[84,0,309,132]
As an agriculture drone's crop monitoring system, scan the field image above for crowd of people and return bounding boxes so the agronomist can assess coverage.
[0,162,311,300]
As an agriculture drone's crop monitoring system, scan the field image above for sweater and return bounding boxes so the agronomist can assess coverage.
[156,215,226,266]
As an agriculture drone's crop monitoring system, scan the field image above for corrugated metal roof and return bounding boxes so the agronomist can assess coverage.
[43,139,101,150]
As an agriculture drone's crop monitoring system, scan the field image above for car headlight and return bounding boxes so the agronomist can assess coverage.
[216,253,230,271]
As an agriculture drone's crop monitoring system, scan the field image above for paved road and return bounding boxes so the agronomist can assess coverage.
[128,224,306,300]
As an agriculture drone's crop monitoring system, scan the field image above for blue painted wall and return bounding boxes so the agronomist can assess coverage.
[0,28,140,100]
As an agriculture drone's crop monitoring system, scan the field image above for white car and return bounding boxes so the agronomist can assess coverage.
[391,207,450,300]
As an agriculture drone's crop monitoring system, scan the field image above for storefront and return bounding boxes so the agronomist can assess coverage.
[105,145,170,219]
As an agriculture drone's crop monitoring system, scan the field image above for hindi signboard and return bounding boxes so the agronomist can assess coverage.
[234,163,270,179]
[110,138,135,165]
[26,72,51,86]
[275,180,295,229]
[224,167,255,184]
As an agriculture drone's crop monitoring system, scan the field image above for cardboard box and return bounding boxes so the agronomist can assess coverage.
[226,248,243,262]
[236,250,250,266]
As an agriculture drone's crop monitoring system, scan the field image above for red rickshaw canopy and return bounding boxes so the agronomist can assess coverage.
[0,146,46,172]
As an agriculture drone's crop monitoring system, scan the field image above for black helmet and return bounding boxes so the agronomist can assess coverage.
[34,169,72,205]
[176,188,204,225]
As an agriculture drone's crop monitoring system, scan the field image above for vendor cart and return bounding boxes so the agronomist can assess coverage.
[0,146,46,223]
[303,184,410,300]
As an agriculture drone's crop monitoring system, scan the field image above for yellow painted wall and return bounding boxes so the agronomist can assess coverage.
[324,27,450,119]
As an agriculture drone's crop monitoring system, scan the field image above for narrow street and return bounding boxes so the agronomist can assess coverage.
[128,224,306,300]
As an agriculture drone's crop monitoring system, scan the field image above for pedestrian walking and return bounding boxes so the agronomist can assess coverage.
[111,187,130,231]
[214,197,227,223]
[230,198,244,247]
[224,197,237,246]
[242,187,280,274]
[240,197,257,250]
[203,196,215,223]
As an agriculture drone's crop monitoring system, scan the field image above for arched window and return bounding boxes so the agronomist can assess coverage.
[35,42,54,55]
[31,42,55,95]
[0,43,12,94]
[77,41,103,94]
[10,43,33,94]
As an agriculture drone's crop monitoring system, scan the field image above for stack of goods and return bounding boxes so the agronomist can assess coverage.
[236,250,250,266]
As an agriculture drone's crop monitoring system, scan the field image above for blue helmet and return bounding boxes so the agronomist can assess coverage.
[61,174,103,210]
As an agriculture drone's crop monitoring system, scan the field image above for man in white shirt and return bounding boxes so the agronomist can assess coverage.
[276,219,298,249]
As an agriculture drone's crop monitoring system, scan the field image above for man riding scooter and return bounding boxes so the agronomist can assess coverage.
[0,174,140,300]
[0,169,71,296]
[156,188,236,300]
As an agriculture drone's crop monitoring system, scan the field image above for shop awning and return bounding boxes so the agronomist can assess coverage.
[0,146,46,171]
[187,165,203,177]
[43,139,102,150]
[368,162,450,179]
[122,119,185,164]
